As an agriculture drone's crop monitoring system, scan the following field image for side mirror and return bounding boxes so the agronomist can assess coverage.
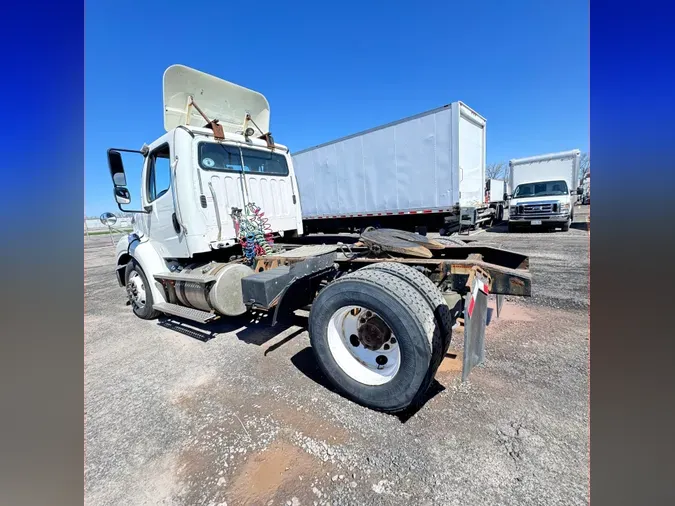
[106,147,149,213]
[577,187,583,195]
[114,187,131,205]
[504,193,511,201]
[108,150,127,186]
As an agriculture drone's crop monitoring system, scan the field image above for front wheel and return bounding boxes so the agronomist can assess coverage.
[309,268,445,413]
[124,260,161,320]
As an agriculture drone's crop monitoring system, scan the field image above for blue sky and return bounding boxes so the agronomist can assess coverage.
[85,0,588,216]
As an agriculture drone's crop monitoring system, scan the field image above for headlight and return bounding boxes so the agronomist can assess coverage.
[561,203,570,212]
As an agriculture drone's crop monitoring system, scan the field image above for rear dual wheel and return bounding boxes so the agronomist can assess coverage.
[309,263,454,413]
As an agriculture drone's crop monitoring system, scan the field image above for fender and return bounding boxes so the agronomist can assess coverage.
[115,234,169,305]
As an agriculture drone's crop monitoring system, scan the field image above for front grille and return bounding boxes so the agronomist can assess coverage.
[523,203,553,214]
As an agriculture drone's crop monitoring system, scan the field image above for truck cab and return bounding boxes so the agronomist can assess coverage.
[109,64,303,255]
[107,65,302,311]
[506,150,581,232]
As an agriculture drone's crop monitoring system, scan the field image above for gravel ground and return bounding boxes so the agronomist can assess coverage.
[85,205,590,506]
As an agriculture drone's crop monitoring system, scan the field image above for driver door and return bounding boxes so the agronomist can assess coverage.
[142,141,188,258]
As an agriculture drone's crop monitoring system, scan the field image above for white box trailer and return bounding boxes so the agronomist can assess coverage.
[292,102,502,234]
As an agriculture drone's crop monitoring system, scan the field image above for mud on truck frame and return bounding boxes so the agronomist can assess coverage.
[107,65,532,414]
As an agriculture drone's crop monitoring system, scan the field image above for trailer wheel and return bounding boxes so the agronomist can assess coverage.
[309,269,444,413]
[124,260,160,320]
[360,262,455,350]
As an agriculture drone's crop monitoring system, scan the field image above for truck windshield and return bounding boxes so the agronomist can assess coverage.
[198,142,289,176]
[513,180,569,198]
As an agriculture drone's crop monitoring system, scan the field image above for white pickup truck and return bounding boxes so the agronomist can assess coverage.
[507,150,582,232]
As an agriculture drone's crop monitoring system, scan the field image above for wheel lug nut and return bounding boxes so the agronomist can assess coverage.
[383,344,390,350]
[390,337,397,344]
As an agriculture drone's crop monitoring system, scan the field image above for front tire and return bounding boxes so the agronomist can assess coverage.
[309,268,445,413]
[124,260,161,320]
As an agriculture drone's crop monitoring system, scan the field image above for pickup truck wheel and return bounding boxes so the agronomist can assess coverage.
[309,269,444,413]
[125,260,160,320]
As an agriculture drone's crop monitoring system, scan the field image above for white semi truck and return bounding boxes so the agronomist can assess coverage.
[507,150,582,232]
[106,65,532,413]
[291,104,506,236]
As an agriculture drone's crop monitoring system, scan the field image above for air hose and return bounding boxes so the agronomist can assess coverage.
[231,203,275,265]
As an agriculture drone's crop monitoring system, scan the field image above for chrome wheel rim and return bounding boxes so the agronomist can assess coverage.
[327,306,401,386]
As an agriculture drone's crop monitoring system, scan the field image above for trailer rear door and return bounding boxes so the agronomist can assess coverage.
[458,104,486,208]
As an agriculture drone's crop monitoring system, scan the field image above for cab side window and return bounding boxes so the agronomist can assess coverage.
[146,144,171,202]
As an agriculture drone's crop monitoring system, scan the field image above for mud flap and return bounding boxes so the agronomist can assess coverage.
[462,276,489,382]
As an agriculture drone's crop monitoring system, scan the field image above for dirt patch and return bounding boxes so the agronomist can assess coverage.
[227,440,322,505]
[176,446,213,484]
[438,350,463,373]
[262,397,351,444]
[172,374,351,446]
[490,302,534,322]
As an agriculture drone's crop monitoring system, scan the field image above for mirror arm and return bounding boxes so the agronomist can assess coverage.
[117,203,152,214]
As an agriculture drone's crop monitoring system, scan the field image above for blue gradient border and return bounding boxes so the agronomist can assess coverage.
[0,2,84,505]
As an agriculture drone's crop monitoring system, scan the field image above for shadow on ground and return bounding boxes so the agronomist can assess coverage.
[157,311,309,346]
[290,346,445,423]
[484,223,572,234]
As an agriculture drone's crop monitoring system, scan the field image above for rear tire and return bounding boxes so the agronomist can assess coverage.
[360,262,455,351]
[309,268,445,413]
[124,260,161,320]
